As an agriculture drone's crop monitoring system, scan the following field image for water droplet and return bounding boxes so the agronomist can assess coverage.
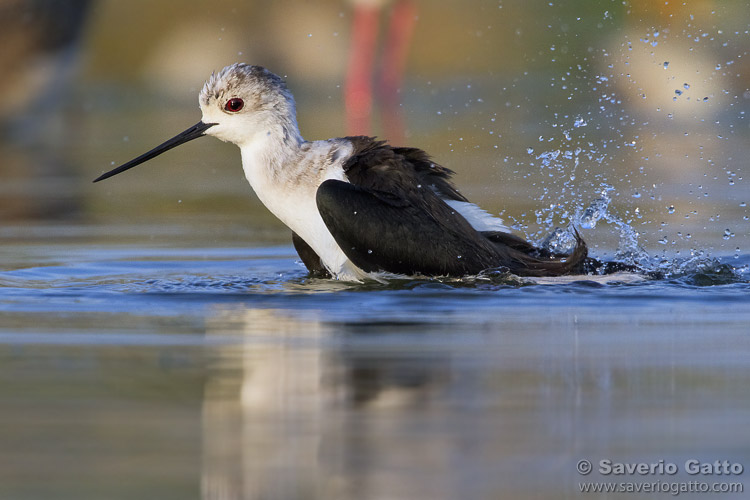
[667,205,675,214]
[457,255,462,259]
[675,89,683,96]
[539,228,578,255]
[683,83,690,90]
[632,191,641,199]
[527,147,534,154]
[579,196,611,229]
[663,61,670,69]
[367,249,373,254]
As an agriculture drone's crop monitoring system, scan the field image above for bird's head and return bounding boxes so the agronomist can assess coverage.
[93,63,298,183]
[199,63,298,146]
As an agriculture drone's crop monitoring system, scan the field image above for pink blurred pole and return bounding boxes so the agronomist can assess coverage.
[378,0,417,145]
[345,4,380,136]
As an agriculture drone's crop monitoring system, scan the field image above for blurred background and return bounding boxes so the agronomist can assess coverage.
[2,3,750,500]
[1,0,748,253]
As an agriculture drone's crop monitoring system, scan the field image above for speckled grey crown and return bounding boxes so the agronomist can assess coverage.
[199,63,294,110]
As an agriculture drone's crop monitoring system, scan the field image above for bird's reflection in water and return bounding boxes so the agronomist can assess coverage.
[202,307,452,500]
[187,304,750,500]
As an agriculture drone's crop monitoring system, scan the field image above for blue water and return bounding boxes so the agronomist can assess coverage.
[3,241,748,322]
[1,230,748,499]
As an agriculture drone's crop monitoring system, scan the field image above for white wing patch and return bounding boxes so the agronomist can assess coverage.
[444,199,510,233]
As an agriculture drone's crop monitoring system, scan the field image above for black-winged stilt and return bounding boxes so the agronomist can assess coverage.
[94,63,592,281]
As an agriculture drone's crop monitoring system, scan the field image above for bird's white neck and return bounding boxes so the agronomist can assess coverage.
[238,113,303,167]
[238,126,364,280]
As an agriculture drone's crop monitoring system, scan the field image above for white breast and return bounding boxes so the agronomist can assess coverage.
[239,139,367,280]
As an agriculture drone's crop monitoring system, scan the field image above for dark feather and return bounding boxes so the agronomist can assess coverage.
[343,136,467,202]
[317,179,499,276]
[309,137,589,277]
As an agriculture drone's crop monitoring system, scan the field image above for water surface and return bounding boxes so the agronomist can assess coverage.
[1,222,748,500]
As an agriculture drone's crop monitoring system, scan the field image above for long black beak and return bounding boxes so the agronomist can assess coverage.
[93,121,216,183]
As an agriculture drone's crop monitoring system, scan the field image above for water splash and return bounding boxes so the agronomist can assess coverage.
[579,185,613,229]
[573,116,588,128]
[533,193,745,283]
[536,183,650,269]
[539,227,579,255]
[650,250,743,284]
[513,67,744,284]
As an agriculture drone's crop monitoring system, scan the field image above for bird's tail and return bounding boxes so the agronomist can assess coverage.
[482,228,589,277]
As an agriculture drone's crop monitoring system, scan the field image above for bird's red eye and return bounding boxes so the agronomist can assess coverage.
[224,98,244,112]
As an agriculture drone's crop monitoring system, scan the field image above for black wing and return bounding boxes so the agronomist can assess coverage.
[316,179,500,276]
[343,136,468,202]
[315,137,588,277]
